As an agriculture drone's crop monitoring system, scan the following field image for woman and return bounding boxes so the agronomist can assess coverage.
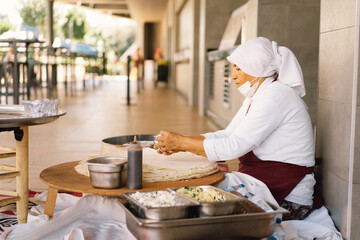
[133,48,144,89]
[154,37,316,220]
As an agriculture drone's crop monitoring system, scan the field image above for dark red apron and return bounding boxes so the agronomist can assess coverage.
[238,151,313,203]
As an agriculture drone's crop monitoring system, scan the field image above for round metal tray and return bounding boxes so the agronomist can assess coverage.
[0,105,66,128]
[102,134,158,147]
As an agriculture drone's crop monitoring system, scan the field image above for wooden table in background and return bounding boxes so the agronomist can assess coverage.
[0,106,65,224]
[40,161,224,218]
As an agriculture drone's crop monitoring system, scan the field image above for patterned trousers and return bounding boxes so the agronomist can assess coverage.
[280,199,314,220]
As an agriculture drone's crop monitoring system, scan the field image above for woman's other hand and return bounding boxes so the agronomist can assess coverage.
[154,130,183,155]
[154,131,207,157]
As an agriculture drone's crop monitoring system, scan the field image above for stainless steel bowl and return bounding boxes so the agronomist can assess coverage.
[86,156,127,189]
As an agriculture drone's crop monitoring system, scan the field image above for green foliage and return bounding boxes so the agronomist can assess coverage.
[85,23,135,59]
[0,18,14,35]
[19,0,46,29]
[53,3,65,41]
[62,8,87,40]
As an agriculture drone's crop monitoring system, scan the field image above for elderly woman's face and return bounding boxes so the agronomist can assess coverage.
[232,65,256,88]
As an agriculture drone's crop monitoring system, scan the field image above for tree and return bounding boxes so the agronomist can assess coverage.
[62,8,87,40]
[0,18,14,35]
[85,23,135,59]
[19,0,46,32]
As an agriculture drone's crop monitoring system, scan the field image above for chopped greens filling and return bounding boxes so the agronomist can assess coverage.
[176,187,226,202]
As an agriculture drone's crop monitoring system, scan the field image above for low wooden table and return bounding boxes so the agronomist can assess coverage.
[40,161,224,218]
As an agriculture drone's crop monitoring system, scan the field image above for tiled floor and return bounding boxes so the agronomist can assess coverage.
[0,76,221,191]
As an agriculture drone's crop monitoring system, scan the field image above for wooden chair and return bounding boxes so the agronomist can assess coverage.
[0,127,29,224]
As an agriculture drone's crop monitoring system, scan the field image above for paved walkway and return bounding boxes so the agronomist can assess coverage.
[0,76,220,191]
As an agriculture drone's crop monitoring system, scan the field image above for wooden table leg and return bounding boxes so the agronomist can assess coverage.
[16,126,28,224]
[44,187,58,218]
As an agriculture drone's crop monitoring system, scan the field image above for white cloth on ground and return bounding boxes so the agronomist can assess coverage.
[34,190,82,214]
[215,171,279,207]
[1,194,136,240]
[2,173,342,240]
[282,206,343,240]
[216,172,343,240]
[203,77,316,206]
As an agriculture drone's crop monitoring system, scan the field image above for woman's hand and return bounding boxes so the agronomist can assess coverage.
[154,130,184,155]
[154,131,207,157]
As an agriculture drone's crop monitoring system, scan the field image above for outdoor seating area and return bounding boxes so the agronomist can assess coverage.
[0,0,359,239]
[0,76,221,234]
[0,39,105,105]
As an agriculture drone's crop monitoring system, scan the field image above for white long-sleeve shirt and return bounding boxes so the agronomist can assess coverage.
[203,78,315,205]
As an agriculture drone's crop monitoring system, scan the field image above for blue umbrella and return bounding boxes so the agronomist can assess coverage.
[60,40,98,57]
[0,25,41,41]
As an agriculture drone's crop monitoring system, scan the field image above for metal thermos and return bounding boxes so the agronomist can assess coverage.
[127,137,143,189]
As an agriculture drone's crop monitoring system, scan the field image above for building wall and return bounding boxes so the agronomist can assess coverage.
[243,0,258,40]
[176,62,191,98]
[317,0,359,238]
[258,0,320,128]
[205,60,242,127]
[159,9,169,61]
[166,0,175,87]
[198,0,249,116]
[170,0,249,107]
[203,0,258,126]
[174,0,194,101]
[204,0,319,127]
[135,21,145,53]
[168,0,200,103]
[177,0,193,51]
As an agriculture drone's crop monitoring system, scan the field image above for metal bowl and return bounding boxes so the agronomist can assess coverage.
[86,156,127,189]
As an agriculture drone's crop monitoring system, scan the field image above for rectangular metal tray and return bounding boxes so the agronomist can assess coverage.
[170,185,240,216]
[118,198,288,240]
[123,190,199,220]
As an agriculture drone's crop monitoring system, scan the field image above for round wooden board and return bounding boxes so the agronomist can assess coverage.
[40,161,224,195]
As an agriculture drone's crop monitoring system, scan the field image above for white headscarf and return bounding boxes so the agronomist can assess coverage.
[227,37,306,97]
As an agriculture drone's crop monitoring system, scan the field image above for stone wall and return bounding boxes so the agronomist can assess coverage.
[317,0,359,238]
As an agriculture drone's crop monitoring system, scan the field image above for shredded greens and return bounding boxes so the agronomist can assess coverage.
[176,187,226,202]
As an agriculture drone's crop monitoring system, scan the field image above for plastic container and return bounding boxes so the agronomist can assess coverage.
[23,99,60,117]
[223,184,252,199]
[237,184,252,198]
[267,218,285,240]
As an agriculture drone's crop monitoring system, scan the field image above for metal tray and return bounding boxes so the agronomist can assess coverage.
[171,185,240,217]
[0,105,66,128]
[118,198,288,240]
[102,134,158,147]
[123,190,199,220]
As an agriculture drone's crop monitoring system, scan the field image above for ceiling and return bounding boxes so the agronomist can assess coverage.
[54,0,168,22]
